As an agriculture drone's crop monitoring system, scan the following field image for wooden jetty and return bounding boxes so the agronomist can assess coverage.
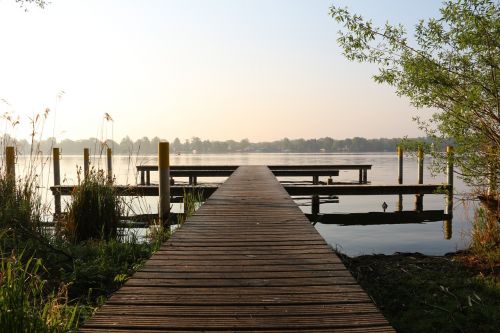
[80,166,395,332]
[137,164,371,185]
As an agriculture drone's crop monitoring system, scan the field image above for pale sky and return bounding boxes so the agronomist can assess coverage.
[0,0,442,142]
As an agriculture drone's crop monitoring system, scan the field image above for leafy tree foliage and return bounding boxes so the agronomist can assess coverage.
[330,0,499,195]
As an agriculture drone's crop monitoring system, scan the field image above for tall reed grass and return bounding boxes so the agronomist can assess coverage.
[63,169,121,243]
[0,249,80,332]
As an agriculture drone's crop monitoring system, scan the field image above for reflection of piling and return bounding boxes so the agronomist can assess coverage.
[415,146,424,211]
[158,142,170,225]
[312,175,320,218]
[5,146,15,179]
[444,146,454,239]
[107,148,113,182]
[83,148,90,178]
[397,146,403,211]
[53,148,61,217]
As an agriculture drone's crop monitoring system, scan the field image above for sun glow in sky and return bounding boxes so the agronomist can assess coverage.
[0,0,441,142]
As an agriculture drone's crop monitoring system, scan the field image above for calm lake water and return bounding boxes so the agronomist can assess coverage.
[18,153,473,256]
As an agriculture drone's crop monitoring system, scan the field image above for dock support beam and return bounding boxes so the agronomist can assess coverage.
[5,146,15,179]
[107,148,113,182]
[83,148,90,178]
[415,146,424,211]
[158,141,170,225]
[53,148,61,217]
[444,146,454,239]
[397,146,403,211]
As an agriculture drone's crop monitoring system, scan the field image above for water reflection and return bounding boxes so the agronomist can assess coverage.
[17,153,472,256]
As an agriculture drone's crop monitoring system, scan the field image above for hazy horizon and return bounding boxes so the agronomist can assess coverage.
[1,1,441,142]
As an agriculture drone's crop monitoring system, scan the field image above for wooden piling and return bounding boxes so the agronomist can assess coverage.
[53,148,61,217]
[140,170,145,185]
[415,146,424,210]
[83,148,90,178]
[5,146,15,179]
[158,141,170,225]
[444,146,454,239]
[417,146,424,184]
[107,148,112,182]
[445,146,454,215]
[312,175,319,217]
[397,146,403,211]
[446,146,454,192]
[443,146,454,239]
[397,146,403,184]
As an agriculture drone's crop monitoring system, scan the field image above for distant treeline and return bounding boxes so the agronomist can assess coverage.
[4,136,436,155]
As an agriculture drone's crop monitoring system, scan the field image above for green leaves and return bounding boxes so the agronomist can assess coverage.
[330,0,500,193]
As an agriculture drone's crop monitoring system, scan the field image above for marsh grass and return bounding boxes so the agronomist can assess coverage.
[340,252,499,333]
[0,249,80,333]
[63,169,121,243]
[0,164,165,330]
[0,175,42,232]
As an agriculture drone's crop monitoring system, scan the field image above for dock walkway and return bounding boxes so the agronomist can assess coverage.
[80,166,394,332]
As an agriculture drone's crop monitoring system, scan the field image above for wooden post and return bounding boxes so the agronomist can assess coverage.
[397,146,403,211]
[312,175,319,218]
[358,170,362,184]
[140,170,145,185]
[415,146,424,210]
[362,169,368,184]
[106,148,112,182]
[312,195,320,216]
[445,146,454,216]
[146,170,151,185]
[446,146,454,195]
[417,146,424,184]
[83,148,90,178]
[183,195,188,215]
[397,146,403,184]
[5,146,15,179]
[53,148,61,217]
[158,141,170,225]
[444,146,454,239]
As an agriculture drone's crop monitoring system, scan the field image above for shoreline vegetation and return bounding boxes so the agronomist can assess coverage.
[0,168,173,331]
[2,134,450,155]
[339,250,499,333]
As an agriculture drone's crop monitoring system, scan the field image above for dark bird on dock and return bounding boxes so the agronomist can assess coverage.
[382,202,388,212]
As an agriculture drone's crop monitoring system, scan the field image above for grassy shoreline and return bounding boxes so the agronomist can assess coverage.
[339,249,499,333]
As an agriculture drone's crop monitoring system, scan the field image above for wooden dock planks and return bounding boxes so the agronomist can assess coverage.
[80,166,394,332]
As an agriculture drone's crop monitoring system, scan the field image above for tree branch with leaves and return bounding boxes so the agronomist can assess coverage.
[330,0,499,197]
